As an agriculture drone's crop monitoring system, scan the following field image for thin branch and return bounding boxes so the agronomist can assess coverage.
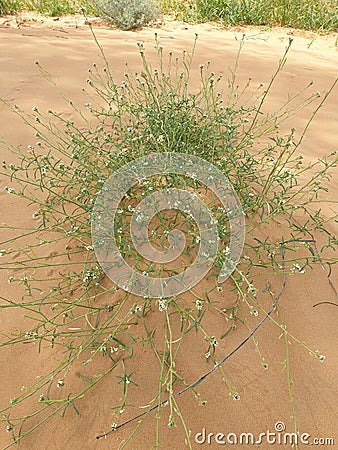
[313,301,338,308]
[96,248,287,440]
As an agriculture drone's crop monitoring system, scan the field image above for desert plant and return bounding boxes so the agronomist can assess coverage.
[195,0,338,31]
[0,33,337,449]
[158,0,196,21]
[0,0,99,16]
[95,0,159,30]
[0,0,21,15]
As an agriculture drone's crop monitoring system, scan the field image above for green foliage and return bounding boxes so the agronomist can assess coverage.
[0,0,20,15]
[193,0,338,31]
[158,0,196,21]
[25,0,75,16]
[0,0,98,16]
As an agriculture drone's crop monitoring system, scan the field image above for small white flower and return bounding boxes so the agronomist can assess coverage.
[210,337,218,347]
[195,299,203,311]
[131,305,142,314]
[135,213,144,223]
[290,263,305,274]
[247,284,257,297]
[319,355,326,362]
[158,299,167,312]
[0,250,6,257]
[56,379,64,388]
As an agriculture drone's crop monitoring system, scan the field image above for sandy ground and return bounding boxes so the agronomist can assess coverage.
[0,12,337,450]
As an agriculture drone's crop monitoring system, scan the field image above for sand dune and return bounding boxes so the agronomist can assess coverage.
[0,13,337,449]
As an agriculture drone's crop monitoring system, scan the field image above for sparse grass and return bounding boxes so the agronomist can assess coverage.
[194,0,338,32]
[0,0,20,15]
[0,0,336,32]
[0,33,337,449]
[24,0,94,16]
[158,0,197,21]
[0,0,97,16]
[158,0,338,32]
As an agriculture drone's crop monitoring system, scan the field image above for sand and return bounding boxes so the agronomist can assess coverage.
[0,12,337,450]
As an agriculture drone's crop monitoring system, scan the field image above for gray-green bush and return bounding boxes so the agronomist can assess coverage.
[96,0,159,30]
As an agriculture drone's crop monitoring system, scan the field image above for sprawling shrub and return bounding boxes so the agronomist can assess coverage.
[96,0,159,30]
